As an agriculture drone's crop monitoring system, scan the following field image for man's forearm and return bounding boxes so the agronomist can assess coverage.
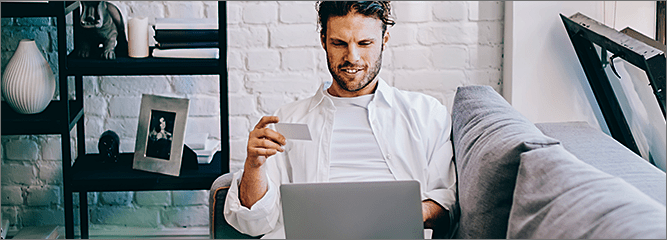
[239,159,269,208]
[422,199,449,229]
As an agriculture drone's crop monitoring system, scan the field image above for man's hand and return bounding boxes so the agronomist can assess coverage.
[239,116,286,208]
[245,116,286,169]
[422,199,449,229]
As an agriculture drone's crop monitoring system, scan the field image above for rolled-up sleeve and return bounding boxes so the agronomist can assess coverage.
[424,140,456,210]
[423,103,459,232]
[223,165,282,236]
[223,109,290,237]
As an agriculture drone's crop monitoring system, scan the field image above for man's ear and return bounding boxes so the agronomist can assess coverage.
[382,31,390,50]
[320,34,327,50]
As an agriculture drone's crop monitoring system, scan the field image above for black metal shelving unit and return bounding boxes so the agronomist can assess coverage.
[1,2,229,239]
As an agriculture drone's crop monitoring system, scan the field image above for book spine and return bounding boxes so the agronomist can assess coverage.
[153,24,218,30]
[154,30,219,42]
[156,42,219,49]
[152,48,219,59]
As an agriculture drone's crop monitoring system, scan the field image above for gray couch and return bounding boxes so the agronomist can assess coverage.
[210,85,666,239]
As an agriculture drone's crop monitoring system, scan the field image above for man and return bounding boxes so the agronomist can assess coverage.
[224,2,457,238]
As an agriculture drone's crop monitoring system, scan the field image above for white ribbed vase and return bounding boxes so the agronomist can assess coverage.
[2,39,56,114]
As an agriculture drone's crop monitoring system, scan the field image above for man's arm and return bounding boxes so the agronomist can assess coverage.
[239,116,286,208]
[422,199,449,229]
[420,102,456,233]
[239,158,268,208]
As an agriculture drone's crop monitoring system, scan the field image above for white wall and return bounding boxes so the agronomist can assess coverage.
[504,1,605,130]
[503,1,657,133]
[605,1,656,38]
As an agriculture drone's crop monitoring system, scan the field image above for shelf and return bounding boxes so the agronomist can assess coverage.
[2,2,228,238]
[71,152,223,192]
[0,1,79,18]
[1,100,83,135]
[67,50,221,76]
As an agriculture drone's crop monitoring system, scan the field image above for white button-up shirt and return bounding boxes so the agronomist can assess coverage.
[224,79,457,238]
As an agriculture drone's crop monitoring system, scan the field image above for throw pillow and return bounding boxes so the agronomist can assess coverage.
[508,145,666,238]
[451,85,559,238]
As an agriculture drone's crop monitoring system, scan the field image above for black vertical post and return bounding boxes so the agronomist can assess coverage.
[561,15,641,155]
[80,191,89,239]
[76,73,88,239]
[219,1,230,174]
[57,2,74,239]
[76,75,85,169]
[76,78,85,155]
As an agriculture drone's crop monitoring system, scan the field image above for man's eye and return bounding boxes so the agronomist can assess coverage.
[332,41,346,46]
[359,41,372,46]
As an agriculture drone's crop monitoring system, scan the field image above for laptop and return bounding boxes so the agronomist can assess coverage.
[280,180,424,239]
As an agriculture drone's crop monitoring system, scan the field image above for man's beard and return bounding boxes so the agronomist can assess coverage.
[327,51,383,93]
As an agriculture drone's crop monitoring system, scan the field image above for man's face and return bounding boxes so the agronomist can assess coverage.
[322,12,389,97]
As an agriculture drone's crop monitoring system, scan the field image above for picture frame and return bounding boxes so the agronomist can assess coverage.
[133,94,190,177]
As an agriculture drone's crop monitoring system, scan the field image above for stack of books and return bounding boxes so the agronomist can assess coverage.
[152,18,219,59]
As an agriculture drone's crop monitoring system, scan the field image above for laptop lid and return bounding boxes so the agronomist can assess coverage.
[280,180,424,239]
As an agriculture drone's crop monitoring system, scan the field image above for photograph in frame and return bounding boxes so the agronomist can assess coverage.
[133,94,190,176]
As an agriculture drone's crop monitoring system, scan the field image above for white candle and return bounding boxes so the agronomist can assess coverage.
[128,17,149,58]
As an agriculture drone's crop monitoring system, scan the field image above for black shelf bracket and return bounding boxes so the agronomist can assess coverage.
[561,12,667,157]
[561,13,665,117]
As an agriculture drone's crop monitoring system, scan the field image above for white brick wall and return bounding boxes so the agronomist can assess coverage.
[135,191,170,206]
[25,185,61,206]
[2,1,504,232]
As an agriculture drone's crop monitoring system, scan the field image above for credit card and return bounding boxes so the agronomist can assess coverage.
[274,123,312,141]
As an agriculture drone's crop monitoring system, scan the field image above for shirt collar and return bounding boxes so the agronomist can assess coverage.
[308,78,393,113]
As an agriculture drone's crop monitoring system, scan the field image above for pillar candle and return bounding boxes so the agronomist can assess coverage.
[128,17,149,58]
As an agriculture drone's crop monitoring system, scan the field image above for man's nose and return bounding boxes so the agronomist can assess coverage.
[345,45,361,63]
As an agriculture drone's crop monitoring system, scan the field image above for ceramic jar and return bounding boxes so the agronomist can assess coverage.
[1,39,56,114]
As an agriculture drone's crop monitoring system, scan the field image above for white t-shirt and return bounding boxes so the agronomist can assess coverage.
[327,92,395,182]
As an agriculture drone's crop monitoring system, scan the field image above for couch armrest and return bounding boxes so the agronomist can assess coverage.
[209,172,260,239]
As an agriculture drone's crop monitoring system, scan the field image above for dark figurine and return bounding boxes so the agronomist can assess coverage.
[98,130,120,164]
[73,1,128,59]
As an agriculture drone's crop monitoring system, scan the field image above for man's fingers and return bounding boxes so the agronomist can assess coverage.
[250,148,278,157]
[254,116,280,130]
[256,139,284,152]
[246,115,285,162]
[248,138,284,154]
[262,128,286,146]
[250,128,286,146]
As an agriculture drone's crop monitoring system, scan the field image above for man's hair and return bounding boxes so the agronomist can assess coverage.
[316,1,395,37]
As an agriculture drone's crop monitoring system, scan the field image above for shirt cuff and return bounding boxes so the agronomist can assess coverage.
[423,189,460,238]
[225,169,279,221]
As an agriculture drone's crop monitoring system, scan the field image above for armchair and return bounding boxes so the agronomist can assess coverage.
[209,173,260,239]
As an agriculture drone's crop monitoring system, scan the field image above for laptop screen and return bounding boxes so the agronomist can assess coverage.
[280,180,424,239]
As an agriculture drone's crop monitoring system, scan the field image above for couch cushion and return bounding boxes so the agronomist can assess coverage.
[451,85,559,239]
[508,144,666,238]
[536,121,666,205]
